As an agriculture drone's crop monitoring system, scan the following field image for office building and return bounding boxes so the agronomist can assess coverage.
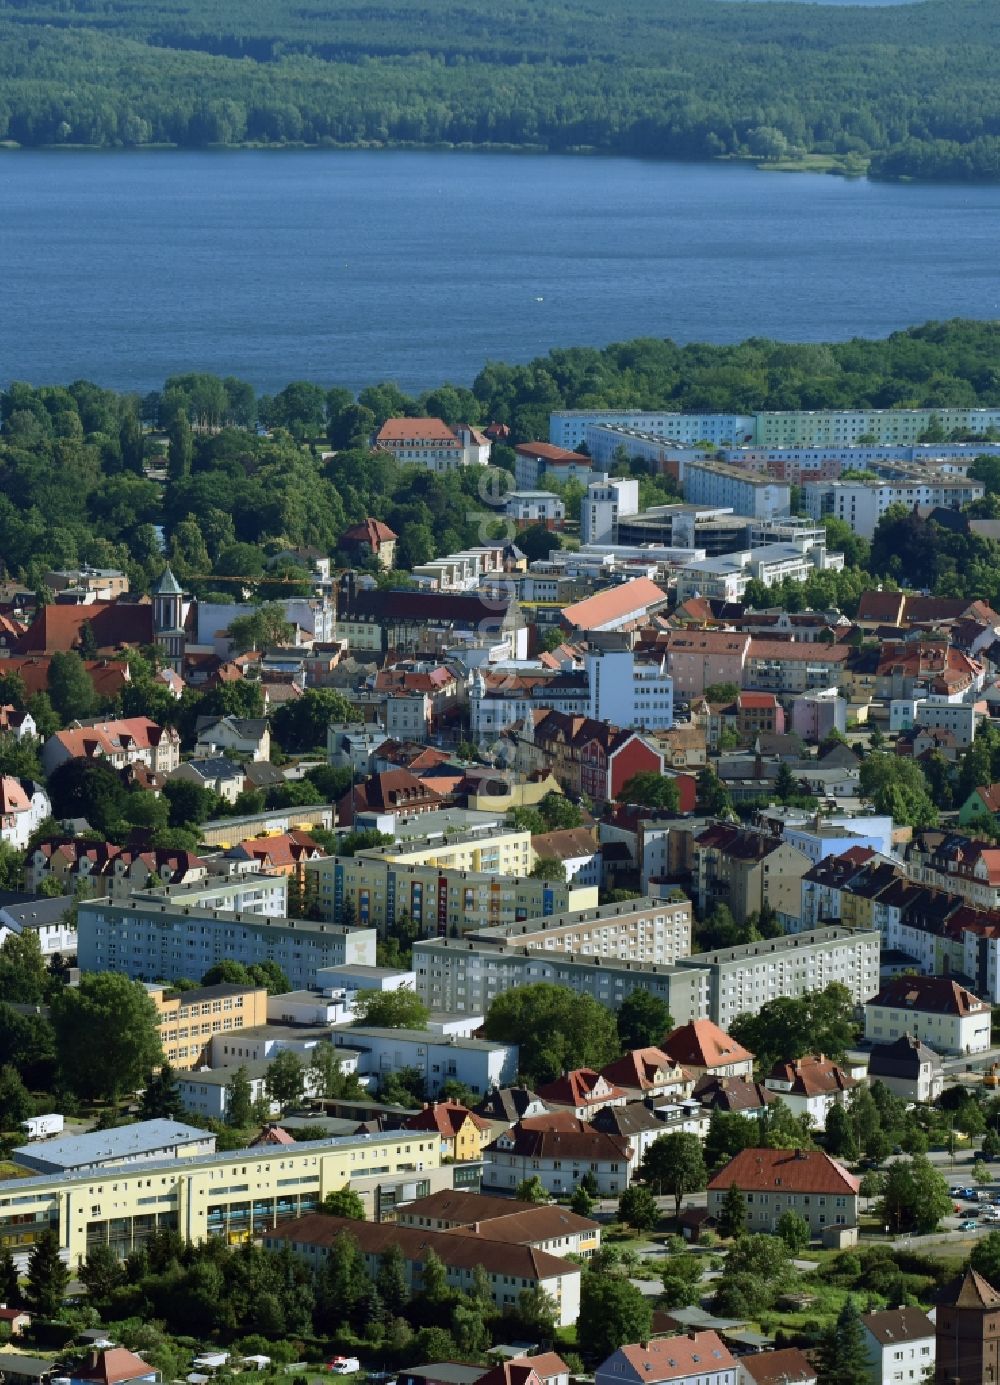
[146,981,269,1070]
[673,534,843,603]
[682,460,791,519]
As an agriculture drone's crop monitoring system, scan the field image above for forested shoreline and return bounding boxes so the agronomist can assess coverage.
[0,0,999,180]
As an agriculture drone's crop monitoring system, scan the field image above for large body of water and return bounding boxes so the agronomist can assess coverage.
[4,150,1000,394]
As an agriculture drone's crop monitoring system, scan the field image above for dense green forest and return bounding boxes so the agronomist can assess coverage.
[0,0,998,177]
[4,319,1000,601]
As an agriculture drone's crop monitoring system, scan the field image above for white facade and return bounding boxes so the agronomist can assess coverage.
[865,995,991,1056]
[0,779,51,851]
[586,648,674,731]
[0,898,77,958]
[551,410,754,449]
[803,477,985,538]
[674,536,843,604]
[683,460,791,519]
[503,491,566,525]
[889,697,982,745]
[862,1314,935,1385]
[581,477,640,545]
[330,1025,517,1098]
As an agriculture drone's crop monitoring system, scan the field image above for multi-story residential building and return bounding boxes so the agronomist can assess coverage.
[513,708,667,803]
[804,475,984,538]
[266,1213,580,1326]
[403,1101,493,1162]
[790,688,847,743]
[194,716,271,762]
[661,1019,755,1079]
[77,887,375,990]
[307,855,593,936]
[674,536,843,603]
[864,975,991,1056]
[362,812,535,876]
[652,629,752,698]
[395,1187,601,1258]
[335,575,529,660]
[585,645,674,732]
[503,491,566,527]
[683,460,791,520]
[707,1147,860,1235]
[40,717,180,778]
[595,1332,737,1385]
[412,544,509,593]
[472,896,693,965]
[514,442,593,490]
[374,417,490,472]
[867,1034,945,1104]
[0,1131,445,1266]
[330,1025,517,1098]
[0,893,77,958]
[693,822,812,924]
[905,831,1000,911]
[146,982,269,1070]
[581,477,640,545]
[862,1307,936,1385]
[339,517,398,569]
[0,778,50,851]
[677,926,881,1028]
[414,931,708,1024]
[742,639,853,694]
[763,1055,857,1129]
[470,667,589,741]
[484,1117,633,1198]
[44,565,130,600]
[550,410,755,449]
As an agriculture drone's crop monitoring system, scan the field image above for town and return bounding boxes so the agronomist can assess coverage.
[5,384,1000,1385]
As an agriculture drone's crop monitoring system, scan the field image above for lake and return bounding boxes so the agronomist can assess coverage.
[4,149,1000,394]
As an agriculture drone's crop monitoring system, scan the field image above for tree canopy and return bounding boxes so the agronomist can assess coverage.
[483,982,620,1085]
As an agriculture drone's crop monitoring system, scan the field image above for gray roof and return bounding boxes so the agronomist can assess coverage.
[0,1355,57,1378]
[177,757,245,782]
[151,566,182,596]
[0,894,72,930]
[12,1118,210,1171]
[195,716,269,737]
[338,1026,510,1053]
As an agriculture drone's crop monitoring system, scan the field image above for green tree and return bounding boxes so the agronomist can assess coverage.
[352,987,429,1029]
[729,982,856,1074]
[516,1175,550,1204]
[640,1132,707,1217]
[272,688,358,752]
[774,762,800,802]
[815,1298,872,1385]
[879,1155,952,1234]
[376,1244,408,1313]
[418,1247,449,1303]
[570,1183,595,1216]
[227,603,293,654]
[225,1066,254,1127]
[265,1049,305,1108]
[696,766,731,816]
[484,982,620,1085]
[825,1103,859,1160]
[717,1182,747,1240]
[0,1064,33,1131]
[140,1062,184,1119]
[617,990,673,1050]
[48,649,97,721]
[529,855,567,882]
[0,1245,19,1307]
[321,1185,367,1220]
[776,1209,810,1253]
[47,756,129,834]
[858,752,939,829]
[577,1272,653,1360]
[79,1242,125,1310]
[618,1185,659,1231]
[51,973,163,1102]
[0,930,48,1005]
[618,772,680,812]
[168,412,193,481]
[537,791,583,831]
[25,1228,69,1317]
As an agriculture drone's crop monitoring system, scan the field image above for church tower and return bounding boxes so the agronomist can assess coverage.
[151,566,186,674]
[937,1268,1000,1383]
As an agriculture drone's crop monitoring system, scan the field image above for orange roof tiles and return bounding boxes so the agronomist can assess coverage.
[377,417,459,444]
[563,577,668,631]
[663,1019,754,1070]
[707,1147,860,1195]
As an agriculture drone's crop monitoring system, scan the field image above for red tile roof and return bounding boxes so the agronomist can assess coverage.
[601,1047,688,1092]
[50,717,177,761]
[869,975,990,1017]
[534,1069,626,1108]
[663,1020,754,1070]
[341,517,398,551]
[514,443,583,463]
[377,417,458,444]
[612,1331,735,1382]
[766,1054,857,1098]
[563,577,668,632]
[403,1101,491,1138]
[16,601,153,654]
[75,1349,157,1385]
[707,1147,859,1195]
[741,1347,816,1385]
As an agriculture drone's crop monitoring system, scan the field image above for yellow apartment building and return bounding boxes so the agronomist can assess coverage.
[146,983,269,1070]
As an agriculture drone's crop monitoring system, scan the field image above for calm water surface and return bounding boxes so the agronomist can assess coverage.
[3,150,1000,393]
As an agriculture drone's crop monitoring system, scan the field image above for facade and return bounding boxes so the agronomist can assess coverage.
[41,717,180,778]
[77,889,376,990]
[866,1035,945,1103]
[147,982,269,1070]
[0,1132,442,1266]
[585,646,674,732]
[395,1188,601,1258]
[654,629,751,698]
[503,490,566,527]
[862,1307,935,1385]
[674,536,843,604]
[484,1117,633,1197]
[662,1020,754,1079]
[331,1025,517,1098]
[804,476,985,538]
[581,477,640,545]
[514,442,593,490]
[864,975,991,1056]
[693,822,812,925]
[12,1120,215,1175]
[595,1333,737,1385]
[403,1101,493,1161]
[707,1147,860,1235]
[194,716,271,761]
[0,893,76,958]
[678,927,881,1028]
[683,460,791,520]
[414,933,709,1025]
[374,418,490,472]
[265,1213,580,1326]
[0,778,51,851]
[339,518,398,569]
[307,854,592,936]
[935,1268,1000,1385]
[763,1055,857,1129]
[791,689,848,744]
[562,578,670,635]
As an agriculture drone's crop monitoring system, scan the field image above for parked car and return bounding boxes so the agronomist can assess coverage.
[327,1360,361,1375]
[961,1219,979,1231]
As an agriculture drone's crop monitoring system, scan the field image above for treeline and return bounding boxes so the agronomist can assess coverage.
[7,320,1000,594]
[2,0,1000,177]
[870,136,1000,182]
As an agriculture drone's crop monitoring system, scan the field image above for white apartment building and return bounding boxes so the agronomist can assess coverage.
[414,936,710,1026]
[411,545,507,592]
[889,696,983,745]
[330,1025,517,1097]
[864,975,991,1056]
[803,476,985,538]
[585,647,674,731]
[503,491,566,526]
[550,410,755,449]
[581,476,640,545]
[682,459,791,519]
[861,1308,935,1385]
